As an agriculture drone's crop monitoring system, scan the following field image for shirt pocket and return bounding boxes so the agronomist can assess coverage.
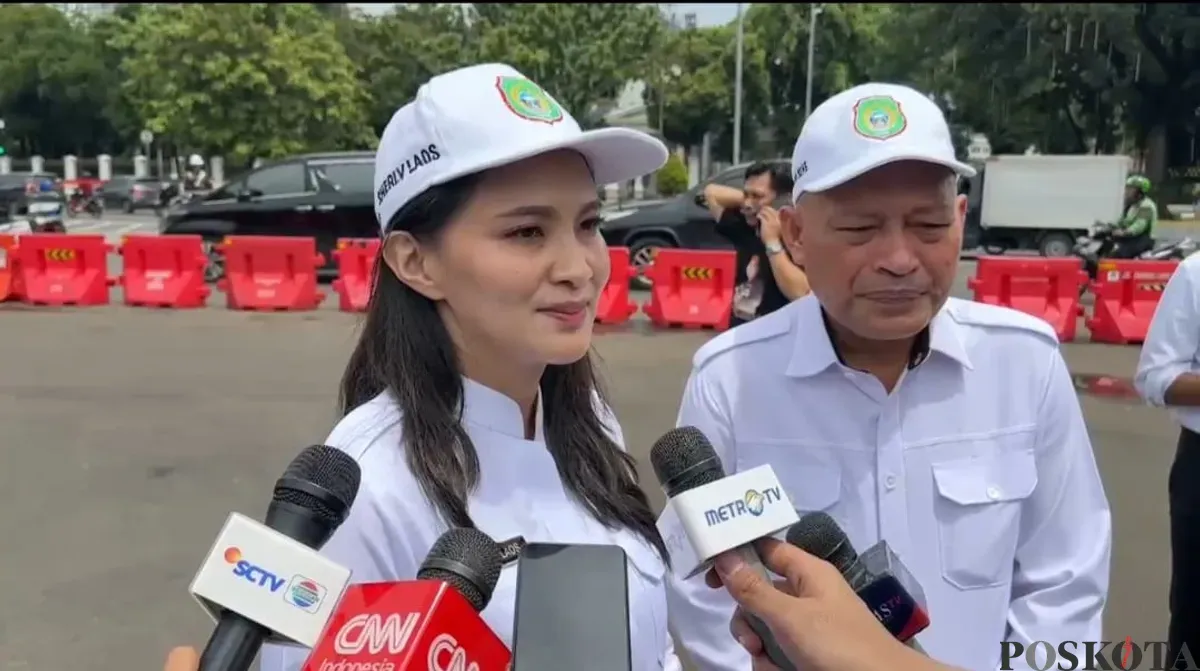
[610,531,669,669]
[931,440,1038,591]
[734,441,842,515]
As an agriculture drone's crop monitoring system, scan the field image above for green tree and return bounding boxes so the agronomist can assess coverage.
[643,25,770,154]
[656,153,689,196]
[113,3,374,164]
[472,4,663,126]
[336,5,475,135]
[0,4,123,156]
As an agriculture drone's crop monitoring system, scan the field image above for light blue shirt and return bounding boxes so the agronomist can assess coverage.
[260,379,679,671]
[1135,253,1200,432]
[664,295,1111,671]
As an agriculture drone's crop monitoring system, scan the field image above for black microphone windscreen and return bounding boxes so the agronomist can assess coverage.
[272,444,362,528]
[787,512,868,589]
[417,528,503,612]
[649,426,725,497]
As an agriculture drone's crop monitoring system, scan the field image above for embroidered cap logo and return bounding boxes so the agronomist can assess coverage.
[496,76,564,125]
[853,95,907,141]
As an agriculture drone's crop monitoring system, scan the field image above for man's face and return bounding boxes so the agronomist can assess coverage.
[1124,186,1139,202]
[741,172,777,222]
[782,161,966,341]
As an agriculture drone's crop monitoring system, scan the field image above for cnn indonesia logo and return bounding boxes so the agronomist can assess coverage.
[318,613,483,671]
[1000,639,1198,670]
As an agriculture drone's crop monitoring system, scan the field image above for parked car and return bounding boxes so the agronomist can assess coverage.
[599,160,789,286]
[95,175,165,213]
[159,152,377,281]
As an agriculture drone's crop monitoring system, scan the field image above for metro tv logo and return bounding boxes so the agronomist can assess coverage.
[704,487,784,526]
[224,546,286,592]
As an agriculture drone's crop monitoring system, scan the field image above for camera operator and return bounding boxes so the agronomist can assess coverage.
[702,162,810,327]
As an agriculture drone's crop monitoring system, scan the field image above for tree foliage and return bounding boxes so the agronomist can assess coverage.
[2,2,1198,185]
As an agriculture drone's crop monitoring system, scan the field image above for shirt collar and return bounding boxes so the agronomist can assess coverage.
[461,377,544,442]
[785,295,972,378]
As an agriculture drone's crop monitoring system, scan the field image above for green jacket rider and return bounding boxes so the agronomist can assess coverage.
[1113,174,1158,257]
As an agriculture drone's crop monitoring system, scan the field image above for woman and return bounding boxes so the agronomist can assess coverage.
[261,63,677,670]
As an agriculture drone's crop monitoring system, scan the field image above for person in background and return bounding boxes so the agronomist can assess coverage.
[666,82,1110,671]
[702,162,809,326]
[182,154,211,193]
[1134,252,1200,667]
[1111,174,1158,259]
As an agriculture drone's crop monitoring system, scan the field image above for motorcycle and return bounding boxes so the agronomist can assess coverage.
[1075,220,1196,284]
[67,188,103,218]
[1,199,67,234]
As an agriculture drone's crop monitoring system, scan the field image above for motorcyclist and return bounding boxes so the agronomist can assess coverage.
[182,154,211,194]
[1110,174,1158,259]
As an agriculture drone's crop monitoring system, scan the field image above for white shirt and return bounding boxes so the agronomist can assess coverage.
[1135,253,1200,431]
[665,295,1111,671]
[260,380,680,671]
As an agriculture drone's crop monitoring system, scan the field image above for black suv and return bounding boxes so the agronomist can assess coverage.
[599,159,789,285]
[160,152,377,280]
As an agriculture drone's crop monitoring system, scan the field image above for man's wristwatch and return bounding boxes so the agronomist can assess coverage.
[764,240,785,256]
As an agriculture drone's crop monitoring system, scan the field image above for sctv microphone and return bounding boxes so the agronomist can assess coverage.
[189,445,361,671]
[302,527,511,671]
[787,512,930,649]
[650,426,801,671]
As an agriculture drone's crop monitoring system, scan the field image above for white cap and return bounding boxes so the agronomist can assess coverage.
[790,82,976,201]
[374,63,669,230]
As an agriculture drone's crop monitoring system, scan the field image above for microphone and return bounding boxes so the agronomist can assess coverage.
[650,426,801,671]
[511,543,632,671]
[302,527,511,671]
[190,445,362,671]
[787,512,931,648]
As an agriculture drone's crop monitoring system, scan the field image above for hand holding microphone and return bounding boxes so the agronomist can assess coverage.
[709,539,959,671]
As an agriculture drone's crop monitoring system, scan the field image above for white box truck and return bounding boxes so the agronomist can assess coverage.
[962,154,1132,256]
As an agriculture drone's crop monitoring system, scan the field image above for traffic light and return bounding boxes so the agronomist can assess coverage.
[0,146,6,157]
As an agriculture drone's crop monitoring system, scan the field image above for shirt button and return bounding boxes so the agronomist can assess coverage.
[884,474,897,490]
[986,485,1001,500]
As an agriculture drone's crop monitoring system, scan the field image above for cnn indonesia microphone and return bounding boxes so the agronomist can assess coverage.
[787,512,931,651]
[651,426,801,671]
[302,527,511,671]
[189,444,362,671]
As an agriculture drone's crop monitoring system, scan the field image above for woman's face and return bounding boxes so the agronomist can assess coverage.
[387,150,609,370]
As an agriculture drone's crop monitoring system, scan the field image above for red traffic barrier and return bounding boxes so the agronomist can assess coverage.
[0,234,19,302]
[641,249,737,330]
[331,238,380,313]
[596,247,638,325]
[1085,259,1177,345]
[966,256,1086,342]
[119,234,211,308]
[216,236,325,311]
[16,233,113,306]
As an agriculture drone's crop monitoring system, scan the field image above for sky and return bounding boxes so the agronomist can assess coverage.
[348,3,743,27]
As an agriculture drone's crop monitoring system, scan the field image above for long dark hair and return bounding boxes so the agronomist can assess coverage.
[340,173,668,562]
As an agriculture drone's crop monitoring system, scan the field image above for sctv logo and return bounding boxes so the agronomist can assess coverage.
[428,633,480,671]
[224,546,285,592]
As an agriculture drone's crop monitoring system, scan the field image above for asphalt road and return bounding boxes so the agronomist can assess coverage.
[0,214,1178,669]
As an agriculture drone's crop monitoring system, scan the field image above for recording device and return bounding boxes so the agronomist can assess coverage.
[787,512,931,648]
[511,543,631,671]
[189,445,362,671]
[302,527,511,671]
[651,426,801,671]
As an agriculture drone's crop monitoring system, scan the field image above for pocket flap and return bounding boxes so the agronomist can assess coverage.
[932,451,1038,506]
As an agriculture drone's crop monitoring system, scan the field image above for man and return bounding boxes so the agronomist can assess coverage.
[709,538,965,671]
[702,162,809,326]
[1111,174,1158,259]
[665,82,1111,671]
[1135,254,1200,667]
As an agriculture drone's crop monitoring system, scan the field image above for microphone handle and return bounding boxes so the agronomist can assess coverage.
[735,545,798,671]
[198,612,270,671]
[908,639,926,655]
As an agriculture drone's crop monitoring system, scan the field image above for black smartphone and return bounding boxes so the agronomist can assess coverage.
[510,543,631,671]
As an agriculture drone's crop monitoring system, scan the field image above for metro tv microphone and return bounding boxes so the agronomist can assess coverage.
[650,426,801,671]
[511,543,632,671]
[787,512,930,649]
[189,445,362,671]
[302,527,511,671]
